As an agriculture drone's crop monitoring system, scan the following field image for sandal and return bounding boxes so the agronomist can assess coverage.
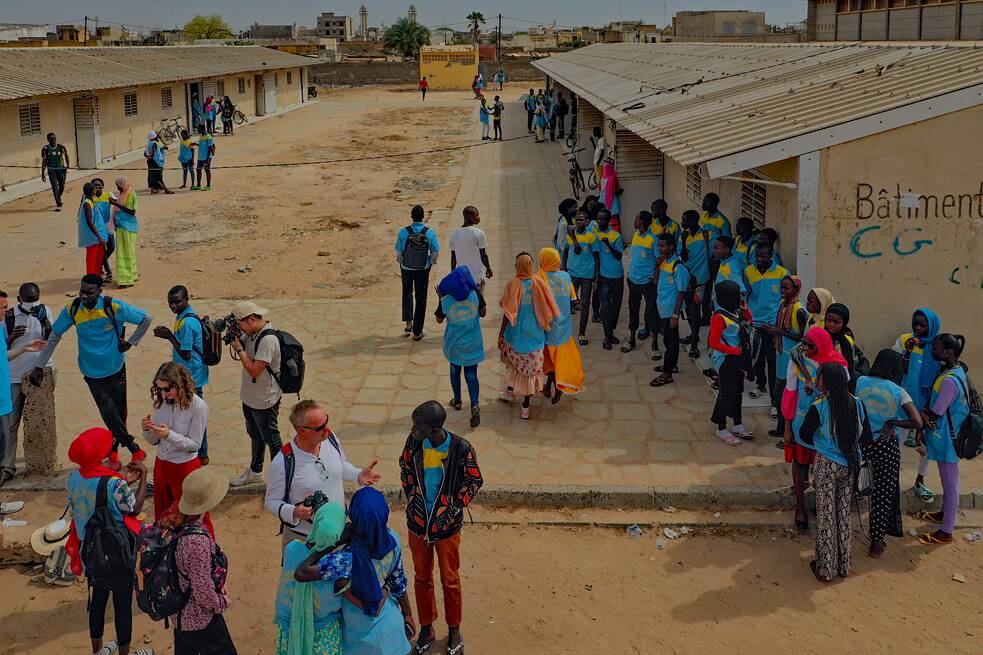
[469,406,480,428]
[653,365,679,373]
[651,349,662,361]
[748,388,765,399]
[915,482,935,502]
[717,431,742,446]
[447,642,465,655]
[578,335,588,346]
[620,341,635,353]
[649,374,674,387]
[916,510,944,524]
[449,399,463,411]
[731,429,755,440]
[917,530,952,545]
[415,634,435,655]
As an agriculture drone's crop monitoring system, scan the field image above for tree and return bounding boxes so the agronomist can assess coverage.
[183,14,233,40]
[467,12,486,45]
[384,17,430,58]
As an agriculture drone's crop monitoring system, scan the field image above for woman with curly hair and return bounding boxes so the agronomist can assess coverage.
[141,361,212,534]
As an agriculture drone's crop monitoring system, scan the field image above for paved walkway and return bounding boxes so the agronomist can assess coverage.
[8,100,978,498]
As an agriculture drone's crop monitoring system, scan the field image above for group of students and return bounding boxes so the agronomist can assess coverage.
[523,88,572,143]
[143,124,216,195]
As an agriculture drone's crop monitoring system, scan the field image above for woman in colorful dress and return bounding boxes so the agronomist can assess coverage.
[498,252,560,420]
[108,177,139,288]
[435,266,486,428]
[538,247,585,404]
[769,275,809,445]
[77,182,107,277]
[598,162,622,234]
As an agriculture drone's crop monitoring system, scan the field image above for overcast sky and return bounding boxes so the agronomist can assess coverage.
[13,1,808,32]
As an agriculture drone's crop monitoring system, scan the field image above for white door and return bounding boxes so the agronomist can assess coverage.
[263,72,277,114]
[73,97,101,169]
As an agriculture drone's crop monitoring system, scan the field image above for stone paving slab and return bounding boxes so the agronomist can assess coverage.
[6,99,982,501]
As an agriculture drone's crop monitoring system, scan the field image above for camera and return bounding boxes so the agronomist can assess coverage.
[302,490,329,514]
[213,313,242,345]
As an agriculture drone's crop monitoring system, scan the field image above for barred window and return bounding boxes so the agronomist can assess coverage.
[19,103,41,137]
[161,87,172,111]
[123,92,138,117]
[286,71,292,85]
[741,172,768,229]
[686,164,702,203]
[274,73,279,87]
[216,80,225,97]
[238,77,246,94]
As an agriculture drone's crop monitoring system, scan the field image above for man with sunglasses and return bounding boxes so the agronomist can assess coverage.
[264,399,381,548]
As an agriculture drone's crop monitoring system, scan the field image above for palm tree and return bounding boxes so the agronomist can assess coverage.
[384,17,431,58]
[467,12,486,45]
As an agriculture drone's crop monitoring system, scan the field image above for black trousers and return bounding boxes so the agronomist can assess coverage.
[89,585,133,645]
[47,167,66,206]
[702,261,720,326]
[493,120,502,140]
[549,116,557,141]
[103,233,116,274]
[711,356,744,427]
[598,276,624,341]
[557,114,566,138]
[685,285,705,347]
[243,402,282,473]
[526,109,534,132]
[660,317,680,374]
[753,326,777,397]
[773,375,786,431]
[400,267,431,337]
[174,614,238,655]
[627,279,659,345]
[571,276,594,337]
[84,366,139,455]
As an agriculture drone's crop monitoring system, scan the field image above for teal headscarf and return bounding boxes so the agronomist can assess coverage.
[289,502,346,655]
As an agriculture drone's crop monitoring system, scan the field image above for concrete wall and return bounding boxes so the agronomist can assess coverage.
[812,2,983,41]
[420,59,477,91]
[889,8,921,40]
[274,67,304,108]
[310,59,544,86]
[0,95,76,189]
[817,104,983,364]
[671,33,805,44]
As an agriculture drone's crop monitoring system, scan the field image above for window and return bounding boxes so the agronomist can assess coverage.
[123,92,138,117]
[741,172,768,229]
[685,164,702,203]
[238,77,246,95]
[274,73,279,87]
[19,103,41,137]
[161,87,172,111]
[286,71,292,85]
[216,80,225,97]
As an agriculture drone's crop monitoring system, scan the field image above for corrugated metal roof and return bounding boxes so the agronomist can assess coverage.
[0,46,313,102]
[535,43,983,166]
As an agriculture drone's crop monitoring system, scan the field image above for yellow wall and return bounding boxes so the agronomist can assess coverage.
[275,67,303,109]
[420,52,478,90]
[0,95,76,188]
[817,104,983,364]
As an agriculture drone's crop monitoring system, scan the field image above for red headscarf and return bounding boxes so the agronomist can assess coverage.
[805,327,848,368]
[65,428,141,575]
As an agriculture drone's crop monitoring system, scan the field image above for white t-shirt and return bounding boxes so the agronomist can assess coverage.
[8,304,55,382]
[593,136,607,167]
[449,226,488,282]
[263,433,362,536]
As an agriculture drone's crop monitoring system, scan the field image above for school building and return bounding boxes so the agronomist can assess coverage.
[419,45,478,90]
[0,46,313,188]
[536,42,983,363]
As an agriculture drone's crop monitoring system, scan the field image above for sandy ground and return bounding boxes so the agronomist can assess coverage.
[1,492,981,655]
[0,86,473,301]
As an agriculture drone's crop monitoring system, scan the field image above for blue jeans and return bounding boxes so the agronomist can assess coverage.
[450,364,479,407]
[196,387,208,458]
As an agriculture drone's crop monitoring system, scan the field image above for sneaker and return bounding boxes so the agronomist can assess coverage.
[0,501,24,516]
[470,405,481,428]
[602,340,613,350]
[413,332,425,341]
[520,406,532,420]
[499,390,515,402]
[620,341,635,353]
[230,469,263,487]
[202,186,211,191]
[190,186,201,191]
[609,336,620,345]
[636,328,650,341]
[650,348,662,361]
[688,348,700,359]
[770,408,779,420]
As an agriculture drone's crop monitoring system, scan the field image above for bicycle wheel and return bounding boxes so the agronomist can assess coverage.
[587,169,598,191]
[565,132,578,150]
[233,110,247,125]
[158,126,175,145]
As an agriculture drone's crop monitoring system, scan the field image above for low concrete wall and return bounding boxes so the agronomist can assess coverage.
[311,59,544,86]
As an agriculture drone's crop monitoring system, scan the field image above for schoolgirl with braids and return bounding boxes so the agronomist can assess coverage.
[797,362,873,582]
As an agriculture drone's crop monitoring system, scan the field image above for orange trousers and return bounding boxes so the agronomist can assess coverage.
[408,531,462,628]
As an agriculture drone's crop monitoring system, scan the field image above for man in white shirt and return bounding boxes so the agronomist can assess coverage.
[3,283,53,484]
[265,399,380,547]
[449,206,493,292]
[592,126,607,187]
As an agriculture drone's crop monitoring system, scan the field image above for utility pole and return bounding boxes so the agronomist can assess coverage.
[497,13,502,62]
[83,16,88,46]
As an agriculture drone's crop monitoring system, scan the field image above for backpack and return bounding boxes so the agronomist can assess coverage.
[135,522,227,629]
[184,313,222,367]
[276,434,343,534]
[401,225,431,271]
[715,309,760,372]
[5,304,50,338]
[80,476,137,592]
[70,297,123,344]
[257,328,305,395]
[947,372,983,460]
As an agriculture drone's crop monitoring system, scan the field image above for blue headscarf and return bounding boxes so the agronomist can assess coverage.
[347,487,396,616]
[914,308,942,402]
[437,265,479,302]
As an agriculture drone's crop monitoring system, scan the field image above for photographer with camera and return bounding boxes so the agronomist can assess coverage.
[264,399,381,549]
[32,274,152,467]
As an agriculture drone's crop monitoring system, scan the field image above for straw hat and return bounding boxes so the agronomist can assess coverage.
[31,518,71,556]
[179,468,229,516]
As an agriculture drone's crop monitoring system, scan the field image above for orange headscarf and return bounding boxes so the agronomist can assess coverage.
[537,247,576,300]
[501,252,560,331]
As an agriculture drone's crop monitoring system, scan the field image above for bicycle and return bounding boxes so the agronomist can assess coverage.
[233,109,248,125]
[157,117,186,145]
[565,146,588,200]
[565,128,579,151]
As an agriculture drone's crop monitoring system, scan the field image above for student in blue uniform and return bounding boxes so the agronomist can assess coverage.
[708,281,754,445]
[622,211,658,356]
[650,233,689,387]
[743,244,789,404]
[562,212,600,345]
[677,210,711,359]
[594,209,624,350]
[700,193,732,239]
[553,198,579,253]
[90,179,115,283]
[710,236,745,306]
[733,217,756,265]
[435,267,486,428]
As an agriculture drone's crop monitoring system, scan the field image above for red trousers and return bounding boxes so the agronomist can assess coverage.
[408,531,462,628]
[85,244,105,276]
[153,457,214,537]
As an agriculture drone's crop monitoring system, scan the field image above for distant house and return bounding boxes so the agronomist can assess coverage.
[245,23,298,40]
[808,0,983,41]
[0,46,312,187]
[316,13,354,42]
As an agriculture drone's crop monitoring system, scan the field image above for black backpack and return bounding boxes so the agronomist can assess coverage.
[80,476,138,592]
[716,309,760,372]
[401,225,431,270]
[257,328,305,395]
[184,314,222,367]
[948,372,983,460]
